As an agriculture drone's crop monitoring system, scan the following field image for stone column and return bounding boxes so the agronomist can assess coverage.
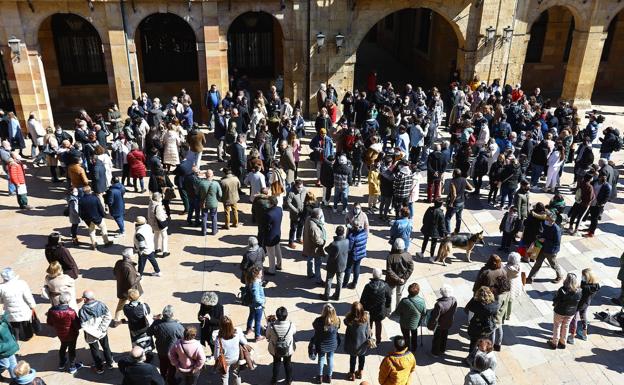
[561,29,607,108]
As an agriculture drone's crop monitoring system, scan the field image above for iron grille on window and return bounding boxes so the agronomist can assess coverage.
[228,12,275,77]
[52,14,107,85]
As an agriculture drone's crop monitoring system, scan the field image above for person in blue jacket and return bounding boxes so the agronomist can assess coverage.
[310,128,335,186]
[343,203,369,289]
[389,206,413,253]
[105,177,126,235]
[245,266,266,341]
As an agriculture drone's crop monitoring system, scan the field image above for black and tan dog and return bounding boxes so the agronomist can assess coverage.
[431,231,484,265]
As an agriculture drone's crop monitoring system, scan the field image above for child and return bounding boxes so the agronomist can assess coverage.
[499,206,521,252]
[568,268,600,344]
[367,163,381,214]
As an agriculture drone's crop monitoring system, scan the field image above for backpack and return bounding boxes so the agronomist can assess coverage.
[239,286,252,306]
[270,322,292,357]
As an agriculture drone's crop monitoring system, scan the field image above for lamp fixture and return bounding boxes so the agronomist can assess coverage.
[316,32,325,53]
[8,36,21,62]
[484,26,496,45]
[87,0,94,12]
[335,33,345,52]
[503,26,513,42]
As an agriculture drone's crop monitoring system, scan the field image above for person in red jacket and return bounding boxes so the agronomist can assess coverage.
[6,157,31,210]
[46,293,81,374]
[126,143,147,193]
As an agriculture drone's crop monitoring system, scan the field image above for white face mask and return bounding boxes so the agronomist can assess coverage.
[353,208,361,215]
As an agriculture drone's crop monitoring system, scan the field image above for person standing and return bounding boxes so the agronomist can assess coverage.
[526,211,563,284]
[332,155,352,214]
[426,144,447,202]
[0,311,18,379]
[389,207,412,254]
[122,290,155,357]
[568,268,600,344]
[198,169,223,236]
[465,287,499,364]
[118,346,164,385]
[78,290,114,374]
[6,157,31,210]
[168,327,205,385]
[445,168,473,234]
[42,261,77,309]
[360,268,391,343]
[78,186,112,250]
[266,307,296,385]
[311,304,341,384]
[568,173,595,235]
[112,248,142,327]
[378,336,416,385]
[44,232,79,279]
[611,252,624,306]
[343,302,371,381]
[147,305,184,385]
[343,204,369,289]
[303,208,327,284]
[420,199,446,260]
[126,143,147,193]
[46,293,81,374]
[585,173,612,238]
[386,239,414,311]
[214,317,246,385]
[196,292,223,359]
[133,216,161,277]
[512,180,530,224]
[245,267,266,341]
[548,273,582,349]
[322,226,349,301]
[427,284,457,357]
[240,237,266,283]
[396,283,426,354]
[285,180,306,249]
[264,196,283,275]
[278,140,296,186]
[310,128,334,186]
[0,268,36,342]
[105,177,126,236]
[148,192,170,257]
[220,168,241,229]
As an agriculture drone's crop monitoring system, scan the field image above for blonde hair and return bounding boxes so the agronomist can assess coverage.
[582,268,598,284]
[127,288,141,301]
[46,261,63,278]
[474,286,495,305]
[13,361,30,377]
[321,304,340,330]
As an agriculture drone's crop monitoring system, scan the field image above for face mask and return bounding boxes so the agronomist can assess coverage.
[354,208,361,215]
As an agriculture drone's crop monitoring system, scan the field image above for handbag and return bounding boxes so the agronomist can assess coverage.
[154,206,169,230]
[527,240,542,261]
[307,337,317,361]
[31,310,42,335]
[215,338,228,375]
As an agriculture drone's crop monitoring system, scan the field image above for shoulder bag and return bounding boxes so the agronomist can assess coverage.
[154,206,169,230]
[214,337,228,375]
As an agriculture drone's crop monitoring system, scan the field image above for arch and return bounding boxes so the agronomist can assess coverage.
[594,10,624,103]
[227,11,284,88]
[525,2,583,31]
[136,13,198,83]
[28,8,110,47]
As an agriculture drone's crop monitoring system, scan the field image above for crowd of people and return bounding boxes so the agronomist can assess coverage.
[0,69,623,385]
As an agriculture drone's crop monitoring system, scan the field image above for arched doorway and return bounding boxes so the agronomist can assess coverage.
[227,12,284,93]
[38,13,108,121]
[0,51,13,112]
[593,11,624,104]
[521,6,575,99]
[136,13,199,106]
[354,8,460,92]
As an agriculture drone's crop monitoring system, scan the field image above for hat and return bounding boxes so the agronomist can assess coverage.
[201,291,218,306]
[135,216,146,225]
[1,268,17,282]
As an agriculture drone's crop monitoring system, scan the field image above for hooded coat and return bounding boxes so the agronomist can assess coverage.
[378,348,416,385]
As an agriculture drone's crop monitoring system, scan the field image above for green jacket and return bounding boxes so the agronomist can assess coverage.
[198,179,222,210]
[0,314,19,358]
[396,295,426,330]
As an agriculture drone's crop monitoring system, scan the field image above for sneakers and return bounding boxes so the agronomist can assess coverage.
[93,366,104,375]
[153,272,162,277]
[567,335,575,345]
[69,362,83,374]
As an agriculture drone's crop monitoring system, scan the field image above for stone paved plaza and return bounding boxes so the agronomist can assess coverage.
[2,107,624,385]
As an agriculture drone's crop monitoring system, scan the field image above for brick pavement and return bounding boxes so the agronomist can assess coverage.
[1,106,624,385]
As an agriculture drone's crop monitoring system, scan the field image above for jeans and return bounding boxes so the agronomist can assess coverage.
[186,151,202,168]
[379,195,392,217]
[568,203,590,231]
[343,258,362,287]
[431,328,449,355]
[600,152,612,160]
[187,197,200,225]
[318,352,334,376]
[570,306,590,336]
[552,313,574,345]
[133,177,144,191]
[500,185,516,207]
[59,339,77,369]
[267,244,283,274]
[324,271,344,299]
[271,355,292,383]
[0,354,17,378]
[113,215,125,234]
[288,215,305,243]
[333,187,348,210]
[530,164,545,187]
[88,335,113,370]
[349,354,365,373]
[444,202,464,234]
[307,255,323,283]
[202,207,218,235]
[3,165,16,194]
[528,250,562,281]
[246,306,263,337]
[224,203,238,227]
[138,252,160,275]
[492,325,504,346]
[401,327,418,353]
[70,223,79,239]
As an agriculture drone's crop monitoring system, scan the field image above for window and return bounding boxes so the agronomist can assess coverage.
[416,9,432,53]
[51,14,107,85]
[526,12,548,63]
[601,15,618,62]
[562,18,575,63]
[228,12,276,77]
[138,13,198,83]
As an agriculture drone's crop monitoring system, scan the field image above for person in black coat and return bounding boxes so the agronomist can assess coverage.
[599,126,620,160]
[322,226,349,301]
[319,155,335,205]
[360,268,391,342]
[147,305,184,384]
[78,186,112,249]
[228,135,247,184]
[498,206,522,252]
[550,273,582,349]
[240,236,266,283]
[426,144,447,202]
[420,199,446,259]
[118,346,164,385]
[197,291,224,357]
[471,150,489,196]
[44,232,79,279]
[264,197,283,275]
[90,157,108,195]
[465,286,499,364]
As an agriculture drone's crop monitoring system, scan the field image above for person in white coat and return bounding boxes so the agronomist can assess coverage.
[26,113,46,166]
[544,144,565,192]
[0,268,36,341]
[162,125,181,170]
[504,252,524,321]
[147,192,169,258]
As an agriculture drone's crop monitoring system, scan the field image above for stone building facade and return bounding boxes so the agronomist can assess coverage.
[1,0,623,128]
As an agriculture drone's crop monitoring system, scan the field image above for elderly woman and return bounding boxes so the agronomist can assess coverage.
[43,127,61,182]
[344,203,369,289]
[473,254,506,293]
[43,261,77,310]
[396,282,426,354]
[0,268,36,341]
[386,238,414,310]
[122,289,155,357]
[147,192,169,257]
[549,273,582,349]
[504,252,524,321]
[197,291,223,358]
[427,284,458,357]
[162,124,181,171]
[126,143,146,193]
[239,236,265,284]
[465,286,499,364]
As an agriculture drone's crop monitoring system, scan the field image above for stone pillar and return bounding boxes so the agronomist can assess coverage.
[561,29,607,108]
[501,32,530,86]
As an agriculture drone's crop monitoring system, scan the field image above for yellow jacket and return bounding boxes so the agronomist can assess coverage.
[368,169,380,196]
[378,348,416,385]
